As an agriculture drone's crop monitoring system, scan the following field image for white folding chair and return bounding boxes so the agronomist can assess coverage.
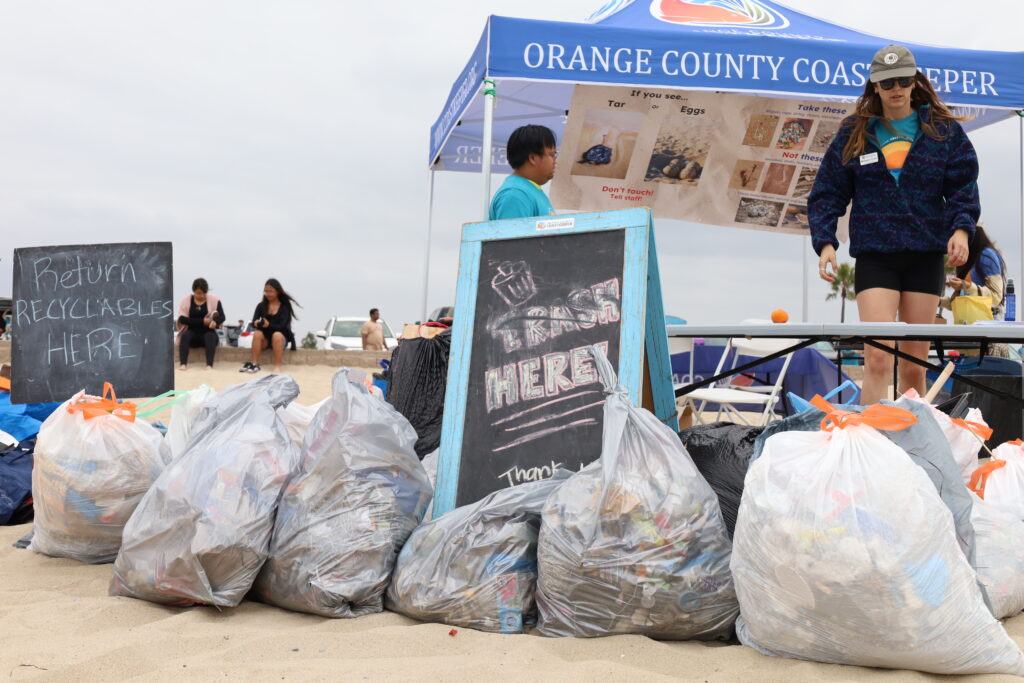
[676,334,798,426]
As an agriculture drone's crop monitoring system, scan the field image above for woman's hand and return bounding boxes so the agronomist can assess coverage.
[947,229,970,268]
[946,276,965,291]
[818,244,838,283]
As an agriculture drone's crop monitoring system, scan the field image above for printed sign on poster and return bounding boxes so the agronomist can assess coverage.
[550,85,852,238]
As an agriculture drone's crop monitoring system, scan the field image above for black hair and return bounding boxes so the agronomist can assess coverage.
[369,308,379,316]
[191,277,208,293]
[957,225,1006,304]
[261,277,300,319]
[506,125,556,169]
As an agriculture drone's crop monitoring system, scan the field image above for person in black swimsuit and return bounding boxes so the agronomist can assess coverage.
[241,278,299,374]
[176,277,225,370]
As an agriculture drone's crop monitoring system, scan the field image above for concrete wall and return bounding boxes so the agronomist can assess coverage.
[0,340,390,368]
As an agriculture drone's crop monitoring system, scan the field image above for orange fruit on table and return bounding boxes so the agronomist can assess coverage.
[771,309,789,323]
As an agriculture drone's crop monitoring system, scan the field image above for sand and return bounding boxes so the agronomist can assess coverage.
[4,364,1024,681]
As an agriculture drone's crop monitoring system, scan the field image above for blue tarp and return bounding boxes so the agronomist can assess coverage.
[0,392,60,443]
[431,0,1024,171]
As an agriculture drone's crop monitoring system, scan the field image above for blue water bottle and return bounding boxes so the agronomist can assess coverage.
[1005,278,1016,322]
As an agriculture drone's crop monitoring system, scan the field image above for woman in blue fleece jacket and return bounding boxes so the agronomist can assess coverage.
[810,44,980,404]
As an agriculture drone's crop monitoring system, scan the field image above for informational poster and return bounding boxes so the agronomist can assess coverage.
[550,85,852,237]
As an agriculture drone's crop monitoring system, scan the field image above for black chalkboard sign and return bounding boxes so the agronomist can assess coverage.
[10,242,174,404]
[434,209,675,515]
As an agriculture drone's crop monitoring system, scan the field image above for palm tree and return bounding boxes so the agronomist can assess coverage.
[825,262,856,322]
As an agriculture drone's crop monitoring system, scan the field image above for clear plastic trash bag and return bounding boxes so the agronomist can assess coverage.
[277,398,328,447]
[159,384,216,464]
[30,384,163,563]
[535,346,738,640]
[732,398,1024,676]
[970,490,1024,619]
[387,470,570,633]
[110,374,300,606]
[252,368,431,618]
[903,388,989,484]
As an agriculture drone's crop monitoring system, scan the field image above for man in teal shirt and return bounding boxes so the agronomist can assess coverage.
[488,125,557,220]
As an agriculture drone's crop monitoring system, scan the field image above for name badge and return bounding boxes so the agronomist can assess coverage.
[859,152,879,166]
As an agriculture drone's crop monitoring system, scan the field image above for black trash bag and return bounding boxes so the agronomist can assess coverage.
[579,144,612,164]
[678,423,763,539]
[387,331,451,458]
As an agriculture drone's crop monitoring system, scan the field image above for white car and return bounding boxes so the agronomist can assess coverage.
[315,316,397,350]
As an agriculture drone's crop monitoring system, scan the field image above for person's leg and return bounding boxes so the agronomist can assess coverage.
[896,291,941,396]
[203,329,218,368]
[856,288,901,405]
[271,332,285,372]
[178,330,193,369]
[251,330,265,365]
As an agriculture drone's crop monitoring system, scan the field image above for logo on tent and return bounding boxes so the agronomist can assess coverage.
[649,0,790,29]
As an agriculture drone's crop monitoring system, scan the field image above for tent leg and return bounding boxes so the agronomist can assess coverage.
[481,78,496,220]
[421,169,436,323]
[802,234,809,322]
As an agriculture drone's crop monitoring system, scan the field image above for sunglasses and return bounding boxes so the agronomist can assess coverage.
[878,76,914,90]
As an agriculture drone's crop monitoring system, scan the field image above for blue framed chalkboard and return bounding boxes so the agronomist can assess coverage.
[433,208,674,516]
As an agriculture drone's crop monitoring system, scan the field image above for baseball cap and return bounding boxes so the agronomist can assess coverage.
[869,44,918,83]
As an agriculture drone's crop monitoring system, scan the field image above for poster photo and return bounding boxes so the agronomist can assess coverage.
[550,85,852,238]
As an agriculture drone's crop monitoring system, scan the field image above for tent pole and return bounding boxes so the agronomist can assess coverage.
[802,235,809,322]
[481,78,496,219]
[421,169,436,323]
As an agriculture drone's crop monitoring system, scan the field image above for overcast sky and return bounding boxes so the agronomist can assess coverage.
[1,0,1021,338]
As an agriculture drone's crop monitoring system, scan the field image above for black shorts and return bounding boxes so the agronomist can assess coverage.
[854,251,945,296]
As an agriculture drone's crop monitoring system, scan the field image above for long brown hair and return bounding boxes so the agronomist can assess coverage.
[840,72,967,164]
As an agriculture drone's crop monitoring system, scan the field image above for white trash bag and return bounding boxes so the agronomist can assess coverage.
[903,389,989,483]
[732,397,1024,676]
[970,440,1024,520]
[969,490,1024,619]
[535,346,738,640]
[137,385,217,464]
[110,374,300,607]
[252,368,431,618]
[30,384,164,564]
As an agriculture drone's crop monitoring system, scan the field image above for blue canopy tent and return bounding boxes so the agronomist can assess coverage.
[423,0,1024,316]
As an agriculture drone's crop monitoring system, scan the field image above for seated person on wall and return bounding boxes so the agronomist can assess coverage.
[240,278,299,374]
[488,124,558,221]
[176,277,224,370]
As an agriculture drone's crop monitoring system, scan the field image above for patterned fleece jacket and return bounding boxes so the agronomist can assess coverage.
[809,105,980,258]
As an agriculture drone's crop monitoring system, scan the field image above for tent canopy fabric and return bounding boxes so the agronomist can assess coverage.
[430,0,1024,172]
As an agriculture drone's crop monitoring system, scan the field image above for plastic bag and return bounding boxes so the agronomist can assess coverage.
[30,385,163,563]
[535,346,738,640]
[277,398,328,447]
[970,491,1024,619]
[952,294,994,325]
[732,398,1024,676]
[970,440,1024,520]
[386,332,450,458]
[252,368,431,618]
[110,375,300,606]
[678,422,762,539]
[903,389,989,483]
[420,449,438,521]
[387,470,570,633]
[137,385,217,464]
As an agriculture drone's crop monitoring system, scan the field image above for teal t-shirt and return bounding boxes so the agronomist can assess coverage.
[870,111,920,184]
[488,175,553,221]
